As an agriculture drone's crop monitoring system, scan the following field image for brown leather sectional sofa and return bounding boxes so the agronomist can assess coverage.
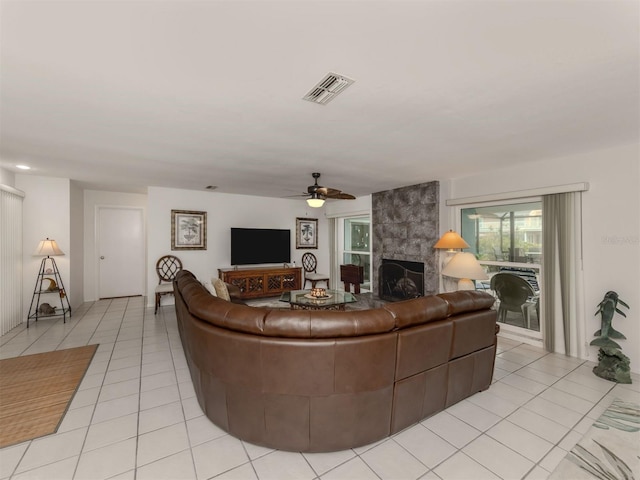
[174,270,498,452]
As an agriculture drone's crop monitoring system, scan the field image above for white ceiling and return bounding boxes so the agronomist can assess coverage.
[1,1,638,199]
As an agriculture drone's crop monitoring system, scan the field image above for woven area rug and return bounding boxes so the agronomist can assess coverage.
[549,398,639,479]
[0,344,98,448]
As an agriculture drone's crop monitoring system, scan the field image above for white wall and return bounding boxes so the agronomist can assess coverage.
[15,175,72,317]
[69,181,84,308]
[146,187,328,308]
[0,167,16,187]
[448,142,640,373]
[324,195,372,218]
[83,190,148,302]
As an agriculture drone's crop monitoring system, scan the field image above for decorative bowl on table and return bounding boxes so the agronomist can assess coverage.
[310,288,326,298]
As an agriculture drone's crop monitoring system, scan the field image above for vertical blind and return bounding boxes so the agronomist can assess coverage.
[0,184,25,335]
[542,191,585,357]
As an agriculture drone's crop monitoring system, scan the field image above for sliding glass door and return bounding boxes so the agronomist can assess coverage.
[460,200,543,340]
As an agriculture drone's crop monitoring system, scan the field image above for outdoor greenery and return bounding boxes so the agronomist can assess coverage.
[462,202,542,264]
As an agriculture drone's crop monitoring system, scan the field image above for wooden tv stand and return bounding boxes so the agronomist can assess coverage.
[218,266,302,299]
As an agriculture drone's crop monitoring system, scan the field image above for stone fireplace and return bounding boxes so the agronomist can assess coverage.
[372,181,439,297]
[379,259,424,301]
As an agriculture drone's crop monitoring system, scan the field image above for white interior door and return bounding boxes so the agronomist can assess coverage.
[98,206,145,299]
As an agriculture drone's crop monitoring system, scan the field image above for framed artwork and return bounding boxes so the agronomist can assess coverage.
[296,217,318,249]
[171,210,207,250]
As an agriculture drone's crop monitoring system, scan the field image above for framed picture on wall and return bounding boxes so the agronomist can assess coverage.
[171,210,207,250]
[296,217,318,249]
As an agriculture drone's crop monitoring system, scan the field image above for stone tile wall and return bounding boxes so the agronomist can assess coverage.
[372,181,439,296]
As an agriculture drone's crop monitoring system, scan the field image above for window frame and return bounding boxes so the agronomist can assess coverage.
[338,215,371,292]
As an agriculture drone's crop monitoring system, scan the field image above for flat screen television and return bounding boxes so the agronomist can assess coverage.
[231,228,291,266]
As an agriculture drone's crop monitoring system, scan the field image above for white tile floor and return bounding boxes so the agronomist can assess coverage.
[1,297,638,480]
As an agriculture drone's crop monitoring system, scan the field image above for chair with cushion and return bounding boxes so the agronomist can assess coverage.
[155,255,183,314]
[490,272,538,328]
[301,252,329,289]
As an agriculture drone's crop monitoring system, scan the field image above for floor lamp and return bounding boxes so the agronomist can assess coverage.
[434,230,470,292]
[28,238,72,327]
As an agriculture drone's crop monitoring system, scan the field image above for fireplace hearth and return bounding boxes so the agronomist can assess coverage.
[379,259,424,302]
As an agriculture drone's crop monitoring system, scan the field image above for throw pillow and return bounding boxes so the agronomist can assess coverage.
[212,278,231,301]
[203,279,218,297]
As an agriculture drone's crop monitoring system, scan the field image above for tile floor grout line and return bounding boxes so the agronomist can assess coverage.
[132,296,145,480]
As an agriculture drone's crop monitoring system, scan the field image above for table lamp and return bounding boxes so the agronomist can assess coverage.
[34,238,65,257]
[433,230,470,252]
[34,237,64,273]
[434,229,470,277]
[441,252,488,290]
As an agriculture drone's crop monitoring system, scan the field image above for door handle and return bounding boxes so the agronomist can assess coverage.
[100,256,105,260]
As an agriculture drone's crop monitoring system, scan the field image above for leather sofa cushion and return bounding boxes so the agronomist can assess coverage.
[438,290,496,316]
[263,308,396,338]
[395,320,453,380]
[196,301,267,335]
[383,295,449,329]
[449,310,498,360]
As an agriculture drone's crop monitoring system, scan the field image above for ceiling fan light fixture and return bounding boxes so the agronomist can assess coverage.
[306,193,325,208]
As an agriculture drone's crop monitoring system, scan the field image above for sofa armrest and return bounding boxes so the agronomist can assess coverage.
[226,282,244,304]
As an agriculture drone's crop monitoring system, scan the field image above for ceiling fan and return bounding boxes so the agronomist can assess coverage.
[294,172,356,208]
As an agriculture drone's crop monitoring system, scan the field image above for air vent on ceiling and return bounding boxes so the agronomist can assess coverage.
[302,72,355,105]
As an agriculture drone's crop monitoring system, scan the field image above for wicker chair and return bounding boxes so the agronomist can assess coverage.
[155,255,182,314]
[301,252,329,289]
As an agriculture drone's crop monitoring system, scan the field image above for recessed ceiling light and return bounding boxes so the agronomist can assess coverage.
[16,165,31,170]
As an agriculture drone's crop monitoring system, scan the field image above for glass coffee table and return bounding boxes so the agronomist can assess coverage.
[279,289,358,310]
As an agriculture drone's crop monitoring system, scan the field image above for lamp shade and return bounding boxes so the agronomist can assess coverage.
[306,193,325,208]
[33,238,65,256]
[441,252,487,290]
[434,230,470,250]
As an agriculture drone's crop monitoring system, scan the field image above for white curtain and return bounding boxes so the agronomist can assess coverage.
[328,218,338,289]
[1,184,25,335]
[542,192,585,357]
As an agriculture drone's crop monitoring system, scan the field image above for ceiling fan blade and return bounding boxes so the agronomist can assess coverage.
[295,174,353,202]
[325,192,356,200]
[316,187,341,196]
